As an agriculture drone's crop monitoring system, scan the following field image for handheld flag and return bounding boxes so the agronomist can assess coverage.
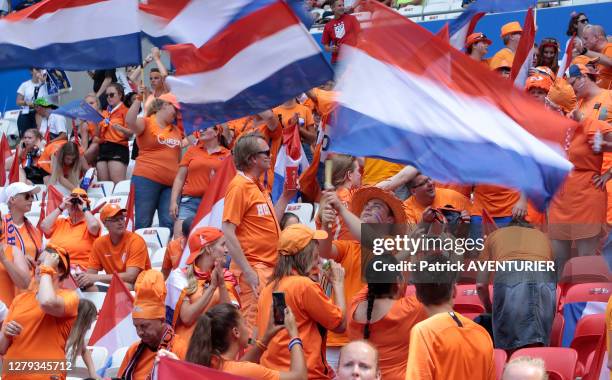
[52,100,104,124]
[510,7,536,86]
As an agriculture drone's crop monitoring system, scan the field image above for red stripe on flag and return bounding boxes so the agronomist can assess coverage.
[125,184,135,232]
[88,272,134,346]
[190,157,236,229]
[8,148,20,184]
[157,356,253,380]
[4,0,104,22]
[510,7,536,81]
[138,0,191,21]
[168,2,297,75]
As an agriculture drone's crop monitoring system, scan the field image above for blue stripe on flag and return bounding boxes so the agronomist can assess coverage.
[561,301,607,347]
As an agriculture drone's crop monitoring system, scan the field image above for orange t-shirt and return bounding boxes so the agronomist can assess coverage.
[118,333,188,379]
[179,144,231,197]
[404,188,471,224]
[3,289,79,380]
[223,173,281,268]
[47,217,100,268]
[489,47,515,70]
[220,360,280,380]
[327,240,364,347]
[99,103,129,146]
[348,288,427,380]
[258,276,343,380]
[173,279,240,341]
[434,182,472,198]
[89,231,151,274]
[0,246,19,307]
[362,158,404,186]
[481,226,553,263]
[405,312,495,380]
[37,138,68,174]
[162,237,184,272]
[308,88,338,117]
[133,116,184,186]
[597,43,612,90]
[471,185,519,217]
[273,103,315,143]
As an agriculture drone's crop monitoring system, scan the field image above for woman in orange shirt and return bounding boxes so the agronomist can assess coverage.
[169,126,230,237]
[172,227,239,341]
[96,83,132,184]
[159,303,307,380]
[0,244,79,380]
[126,92,187,230]
[347,255,427,380]
[3,182,43,262]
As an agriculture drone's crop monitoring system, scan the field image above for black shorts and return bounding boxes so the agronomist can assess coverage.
[97,142,129,165]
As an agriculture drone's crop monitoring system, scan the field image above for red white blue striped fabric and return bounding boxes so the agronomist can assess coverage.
[329,1,573,209]
[0,0,141,70]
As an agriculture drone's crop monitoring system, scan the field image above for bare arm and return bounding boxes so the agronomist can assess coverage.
[152,47,169,78]
[179,283,218,327]
[16,93,27,107]
[39,199,68,235]
[170,167,188,219]
[125,99,145,135]
[83,267,141,287]
[375,165,418,191]
[37,256,68,318]
[329,262,346,334]
[95,77,112,98]
[259,110,280,132]
[298,124,317,145]
[83,210,101,236]
[81,345,99,379]
[586,50,612,68]
[318,194,339,260]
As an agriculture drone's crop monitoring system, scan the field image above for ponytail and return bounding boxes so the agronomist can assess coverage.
[185,314,214,367]
[363,286,376,340]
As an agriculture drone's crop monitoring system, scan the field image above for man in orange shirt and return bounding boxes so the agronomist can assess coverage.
[39,188,101,269]
[581,25,612,90]
[77,203,150,290]
[274,98,316,162]
[466,32,492,64]
[222,133,293,328]
[406,254,495,380]
[490,22,522,71]
[119,270,188,380]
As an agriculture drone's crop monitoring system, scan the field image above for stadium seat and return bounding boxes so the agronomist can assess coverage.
[81,292,107,311]
[88,181,115,199]
[152,210,160,227]
[112,180,132,196]
[71,346,108,378]
[150,247,166,268]
[106,195,128,209]
[570,313,605,377]
[564,282,612,304]
[550,313,564,347]
[560,256,611,286]
[136,227,171,252]
[494,349,507,380]
[397,4,423,17]
[510,347,578,380]
[104,346,130,378]
[453,284,485,315]
[285,203,315,226]
[423,3,450,20]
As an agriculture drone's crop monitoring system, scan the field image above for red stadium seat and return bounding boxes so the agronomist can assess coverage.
[550,313,564,347]
[570,314,605,377]
[564,282,612,304]
[560,256,611,287]
[510,347,578,380]
[494,349,507,380]
[453,284,485,314]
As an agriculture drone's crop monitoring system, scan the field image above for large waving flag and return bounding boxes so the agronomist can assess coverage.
[144,0,333,133]
[165,157,237,323]
[0,0,141,70]
[449,0,536,51]
[155,356,251,380]
[272,122,309,203]
[88,272,139,377]
[52,100,103,124]
[510,7,536,87]
[329,1,573,209]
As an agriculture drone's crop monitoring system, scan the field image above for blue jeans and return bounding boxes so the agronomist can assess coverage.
[132,175,173,230]
[604,231,612,272]
[469,215,513,240]
[178,196,201,220]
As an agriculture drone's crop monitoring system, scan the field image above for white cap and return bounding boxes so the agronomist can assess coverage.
[4,182,41,199]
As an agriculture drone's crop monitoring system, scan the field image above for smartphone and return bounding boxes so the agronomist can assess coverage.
[272,292,286,325]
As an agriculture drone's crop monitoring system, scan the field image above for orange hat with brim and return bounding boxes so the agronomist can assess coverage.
[350,186,407,224]
[568,63,598,78]
[547,78,577,114]
[465,33,492,48]
[501,21,523,38]
[44,242,69,271]
[186,227,224,265]
[133,270,166,319]
[158,93,181,110]
[278,224,328,256]
[491,58,513,71]
[100,203,126,221]
[526,74,554,92]
[571,55,600,66]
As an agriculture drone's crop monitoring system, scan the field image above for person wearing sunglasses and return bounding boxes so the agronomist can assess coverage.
[560,12,590,75]
[39,188,101,270]
[96,82,132,184]
[581,24,612,90]
[2,182,42,263]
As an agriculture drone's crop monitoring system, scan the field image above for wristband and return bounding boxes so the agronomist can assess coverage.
[255,339,268,351]
[288,338,303,351]
[39,265,57,277]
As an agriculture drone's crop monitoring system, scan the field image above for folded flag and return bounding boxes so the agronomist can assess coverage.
[0,0,141,70]
[144,0,333,133]
[52,99,103,124]
[329,1,573,209]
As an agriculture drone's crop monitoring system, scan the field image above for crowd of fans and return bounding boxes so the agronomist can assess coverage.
[0,1,611,380]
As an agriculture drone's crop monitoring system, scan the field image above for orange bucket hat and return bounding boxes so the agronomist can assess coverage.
[501,21,523,38]
[350,186,407,224]
[132,270,167,319]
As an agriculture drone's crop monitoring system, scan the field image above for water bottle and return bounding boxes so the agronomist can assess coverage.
[80,168,95,191]
[593,128,603,154]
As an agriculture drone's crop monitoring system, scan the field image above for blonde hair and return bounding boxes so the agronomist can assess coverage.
[331,154,357,187]
[503,357,548,380]
[49,142,82,188]
[184,246,213,296]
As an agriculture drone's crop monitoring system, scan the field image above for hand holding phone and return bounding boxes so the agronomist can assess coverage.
[272,292,286,325]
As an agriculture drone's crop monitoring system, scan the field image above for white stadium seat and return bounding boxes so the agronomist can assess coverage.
[150,247,166,268]
[423,3,450,20]
[88,181,114,199]
[70,346,108,379]
[81,291,107,311]
[136,227,171,251]
[106,195,128,209]
[112,179,132,196]
[397,4,423,17]
[285,203,315,228]
[104,346,130,378]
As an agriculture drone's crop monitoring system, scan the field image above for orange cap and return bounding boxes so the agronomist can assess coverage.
[501,21,523,38]
[571,55,600,66]
[71,188,87,197]
[465,33,492,48]
[491,58,513,71]
[158,93,181,110]
[547,78,577,114]
[44,242,69,271]
[132,270,166,319]
[525,74,554,92]
[100,203,126,221]
[568,63,598,78]
[278,224,328,256]
[186,227,224,265]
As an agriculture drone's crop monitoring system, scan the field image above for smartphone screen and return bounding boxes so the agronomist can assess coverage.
[272,292,286,325]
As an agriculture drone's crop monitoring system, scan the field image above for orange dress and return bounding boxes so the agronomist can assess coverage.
[548,118,612,239]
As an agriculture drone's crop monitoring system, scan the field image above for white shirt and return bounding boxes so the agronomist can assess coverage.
[16,80,48,114]
[39,113,67,137]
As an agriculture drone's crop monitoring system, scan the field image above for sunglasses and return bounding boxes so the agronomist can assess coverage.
[106,93,117,98]
[255,150,271,157]
[578,18,589,24]
[19,193,34,200]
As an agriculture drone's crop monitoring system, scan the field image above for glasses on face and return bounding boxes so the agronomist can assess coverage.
[255,150,271,157]
[106,93,117,98]
[413,178,432,188]
[578,18,589,24]
[19,193,33,201]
